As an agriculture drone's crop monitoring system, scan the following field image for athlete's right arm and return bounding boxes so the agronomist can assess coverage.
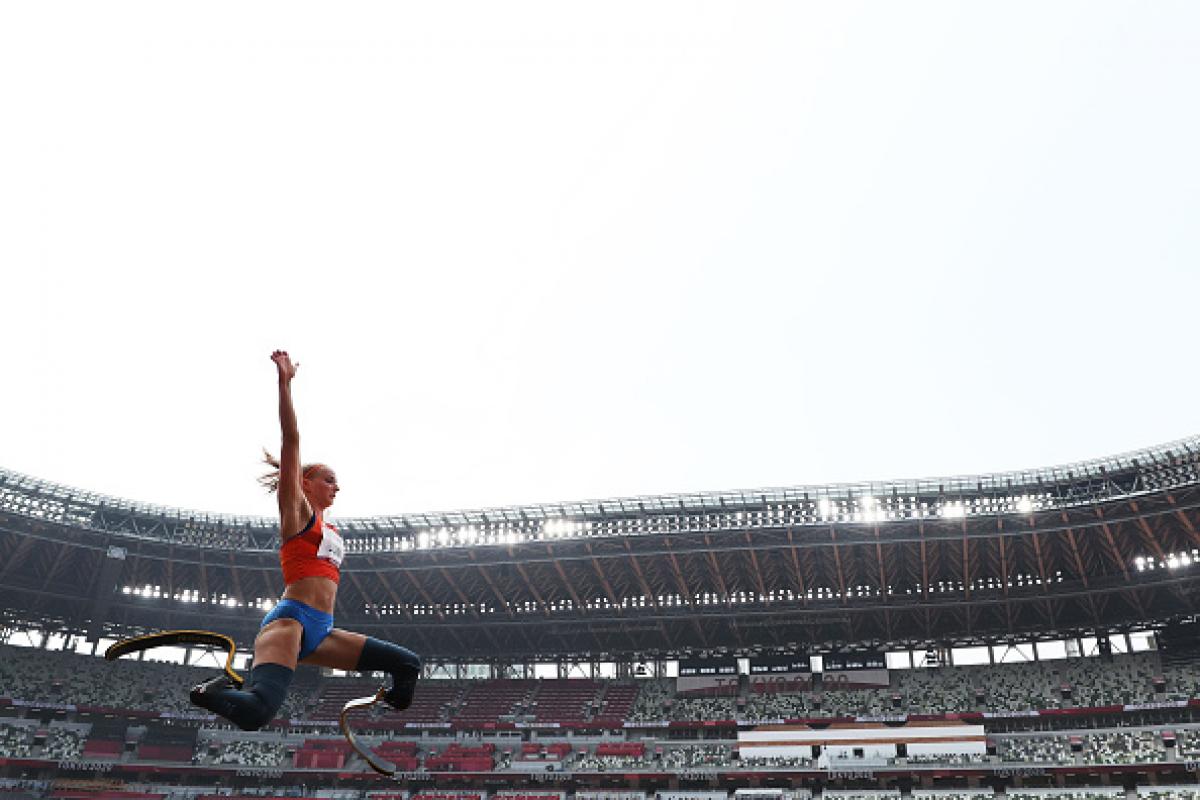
[271,350,309,541]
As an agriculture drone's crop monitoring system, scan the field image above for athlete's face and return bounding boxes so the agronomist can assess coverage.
[303,466,339,509]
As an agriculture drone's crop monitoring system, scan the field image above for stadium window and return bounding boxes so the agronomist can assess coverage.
[1079,636,1101,657]
[951,646,990,666]
[190,648,223,668]
[992,643,1035,663]
[1108,634,1130,654]
[911,650,937,669]
[145,646,186,664]
[5,629,42,648]
[1035,640,1068,661]
[73,638,96,656]
[595,662,617,678]
[885,651,912,670]
[663,661,680,678]
[43,633,70,651]
[1130,631,1157,652]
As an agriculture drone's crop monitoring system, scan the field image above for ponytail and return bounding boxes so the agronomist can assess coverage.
[258,449,322,494]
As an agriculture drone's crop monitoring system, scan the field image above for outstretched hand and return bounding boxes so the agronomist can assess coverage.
[271,350,299,383]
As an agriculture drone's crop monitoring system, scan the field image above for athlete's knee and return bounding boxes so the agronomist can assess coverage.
[191,665,293,732]
[239,663,294,730]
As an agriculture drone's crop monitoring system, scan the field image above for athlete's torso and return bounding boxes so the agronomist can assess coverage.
[279,508,343,614]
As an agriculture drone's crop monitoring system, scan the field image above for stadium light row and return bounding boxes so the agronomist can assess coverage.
[118,570,1069,619]
[1135,549,1200,572]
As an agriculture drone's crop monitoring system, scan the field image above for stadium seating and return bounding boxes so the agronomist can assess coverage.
[400,681,466,723]
[202,738,288,767]
[424,742,495,772]
[306,677,389,721]
[905,752,987,765]
[573,742,655,771]
[1006,791,1124,800]
[1083,730,1166,764]
[10,640,1195,728]
[292,738,354,770]
[737,753,815,768]
[529,680,603,723]
[0,723,35,759]
[81,733,124,760]
[134,724,197,763]
[911,792,995,800]
[1176,729,1200,759]
[822,790,901,800]
[409,791,485,800]
[371,740,421,771]
[517,741,572,762]
[1137,788,1200,800]
[659,745,733,768]
[48,792,165,800]
[453,680,536,725]
[595,683,640,726]
[575,793,645,800]
[626,680,675,721]
[492,792,567,800]
[996,734,1074,764]
[41,726,86,761]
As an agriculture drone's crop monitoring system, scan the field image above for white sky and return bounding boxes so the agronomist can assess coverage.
[2,1,1198,519]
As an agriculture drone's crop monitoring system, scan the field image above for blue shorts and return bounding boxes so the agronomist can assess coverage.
[260,599,334,660]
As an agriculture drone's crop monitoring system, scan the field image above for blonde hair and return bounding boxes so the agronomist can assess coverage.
[258,449,324,494]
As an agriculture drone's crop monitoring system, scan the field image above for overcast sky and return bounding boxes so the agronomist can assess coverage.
[2,1,1198,520]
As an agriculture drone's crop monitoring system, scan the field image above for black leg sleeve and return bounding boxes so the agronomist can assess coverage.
[356,637,422,710]
[190,663,293,731]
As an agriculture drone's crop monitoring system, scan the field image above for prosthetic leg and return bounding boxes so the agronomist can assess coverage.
[104,630,244,686]
[340,686,398,776]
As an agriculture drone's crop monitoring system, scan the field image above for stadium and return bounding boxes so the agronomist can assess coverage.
[5,436,1200,800]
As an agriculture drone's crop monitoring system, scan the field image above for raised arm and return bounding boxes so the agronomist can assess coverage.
[271,350,310,539]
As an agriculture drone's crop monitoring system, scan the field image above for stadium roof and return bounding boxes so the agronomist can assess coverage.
[2,434,1198,550]
[3,435,1200,661]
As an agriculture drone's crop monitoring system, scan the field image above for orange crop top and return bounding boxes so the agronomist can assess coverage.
[280,509,344,585]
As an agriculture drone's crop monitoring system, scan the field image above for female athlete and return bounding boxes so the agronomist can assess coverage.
[190,350,421,730]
